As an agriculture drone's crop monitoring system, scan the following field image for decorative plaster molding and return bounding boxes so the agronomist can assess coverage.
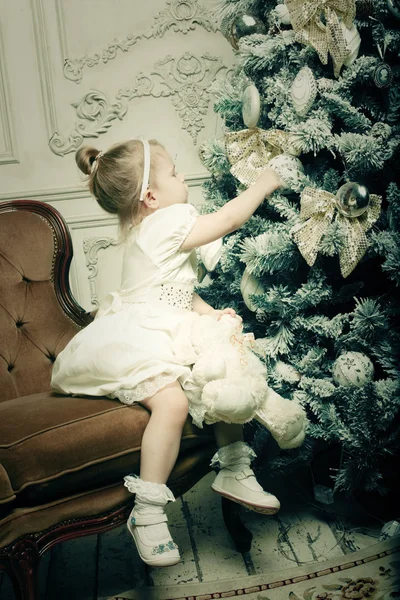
[0,186,91,203]
[83,236,118,307]
[0,23,19,164]
[0,171,210,203]
[62,0,218,83]
[64,35,141,84]
[67,215,118,230]
[54,0,70,62]
[147,0,217,36]
[50,52,227,155]
[30,0,59,138]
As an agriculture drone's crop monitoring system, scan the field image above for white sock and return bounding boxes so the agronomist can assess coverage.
[210,440,256,469]
[124,475,175,543]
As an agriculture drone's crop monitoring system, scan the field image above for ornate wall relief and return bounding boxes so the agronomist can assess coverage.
[50,52,228,155]
[30,0,59,139]
[62,0,218,83]
[0,23,19,164]
[83,236,119,307]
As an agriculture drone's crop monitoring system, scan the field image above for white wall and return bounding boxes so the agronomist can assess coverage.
[0,0,234,310]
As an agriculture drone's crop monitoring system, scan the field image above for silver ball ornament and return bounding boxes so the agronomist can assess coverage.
[342,23,361,68]
[266,154,304,193]
[240,268,265,312]
[242,84,261,128]
[233,13,267,38]
[221,13,267,49]
[275,4,291,24]
[335,182,370,218]
[332,352,374,387]
[291,67,318,117]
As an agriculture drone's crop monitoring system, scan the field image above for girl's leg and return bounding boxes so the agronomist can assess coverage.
[124,381,188,568]
[140,381,189,483]
[211,422,280,515]
[213,422,244,448]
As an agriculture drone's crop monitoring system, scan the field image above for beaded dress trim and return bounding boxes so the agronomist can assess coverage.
[99,282,194,318]
[158,283,193,310]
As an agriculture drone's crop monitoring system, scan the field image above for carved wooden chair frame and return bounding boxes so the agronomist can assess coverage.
[0,200,252,600]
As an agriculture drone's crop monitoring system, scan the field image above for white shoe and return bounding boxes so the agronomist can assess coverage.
[127,511,181,567]
[211,466,280,515]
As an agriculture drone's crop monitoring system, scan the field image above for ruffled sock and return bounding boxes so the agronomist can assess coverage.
[210,442,280,513]
[124,474,175,542]
[210,440,256,470]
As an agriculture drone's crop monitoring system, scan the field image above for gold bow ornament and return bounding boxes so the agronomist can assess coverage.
[225,127,300,188]
[290,187,382,278]
[284,0,356,77]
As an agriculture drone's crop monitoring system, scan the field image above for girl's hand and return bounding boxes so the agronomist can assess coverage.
[214,308,242,322]
[258,168,282,195]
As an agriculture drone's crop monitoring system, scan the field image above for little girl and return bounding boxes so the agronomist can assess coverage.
[51,138,282,568]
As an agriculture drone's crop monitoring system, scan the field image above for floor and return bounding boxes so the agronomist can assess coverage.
[0,471,386,600]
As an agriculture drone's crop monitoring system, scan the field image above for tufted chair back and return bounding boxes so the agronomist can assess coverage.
[0,200,91,403]
[0,201,248,600]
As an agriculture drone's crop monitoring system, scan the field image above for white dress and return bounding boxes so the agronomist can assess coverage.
[51,202,310,447]
[51,203,205,404]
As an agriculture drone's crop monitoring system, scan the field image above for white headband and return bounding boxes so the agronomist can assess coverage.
[91,150,104,173]
[139,139,150,202]
[91,140,150,202]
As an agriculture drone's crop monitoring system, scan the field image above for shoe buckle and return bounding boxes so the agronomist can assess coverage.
[236,470,254,481]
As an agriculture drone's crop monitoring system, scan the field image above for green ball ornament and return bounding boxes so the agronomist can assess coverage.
[332,352,374,387]
[335,182,370,218]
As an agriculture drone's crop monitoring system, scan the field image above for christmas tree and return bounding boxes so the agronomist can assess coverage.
[198,0,400,498]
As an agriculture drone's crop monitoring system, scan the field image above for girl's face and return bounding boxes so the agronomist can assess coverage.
[151,151,188,208]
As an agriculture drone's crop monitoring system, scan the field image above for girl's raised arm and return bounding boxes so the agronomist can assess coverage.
[181,169,281,251]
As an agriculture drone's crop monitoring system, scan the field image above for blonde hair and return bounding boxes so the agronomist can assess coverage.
[76,139,166,240]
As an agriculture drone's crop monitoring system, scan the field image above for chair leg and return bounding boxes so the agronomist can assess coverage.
[7,539,40,600]
[221,497,252,553]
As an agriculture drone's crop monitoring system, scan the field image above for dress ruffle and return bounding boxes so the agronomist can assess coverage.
[110,372,189,404]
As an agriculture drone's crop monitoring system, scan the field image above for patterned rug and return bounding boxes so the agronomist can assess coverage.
[107,536,400,600]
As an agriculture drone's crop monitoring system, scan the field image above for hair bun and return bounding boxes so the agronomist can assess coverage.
[76,146,100,175]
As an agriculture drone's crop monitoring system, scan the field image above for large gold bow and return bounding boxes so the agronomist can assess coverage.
[290,187,382,278]
[225,127,297,187]
[284,0,356,77]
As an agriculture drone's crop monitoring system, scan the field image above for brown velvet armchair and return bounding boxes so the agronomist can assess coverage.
[0,200,252,600]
